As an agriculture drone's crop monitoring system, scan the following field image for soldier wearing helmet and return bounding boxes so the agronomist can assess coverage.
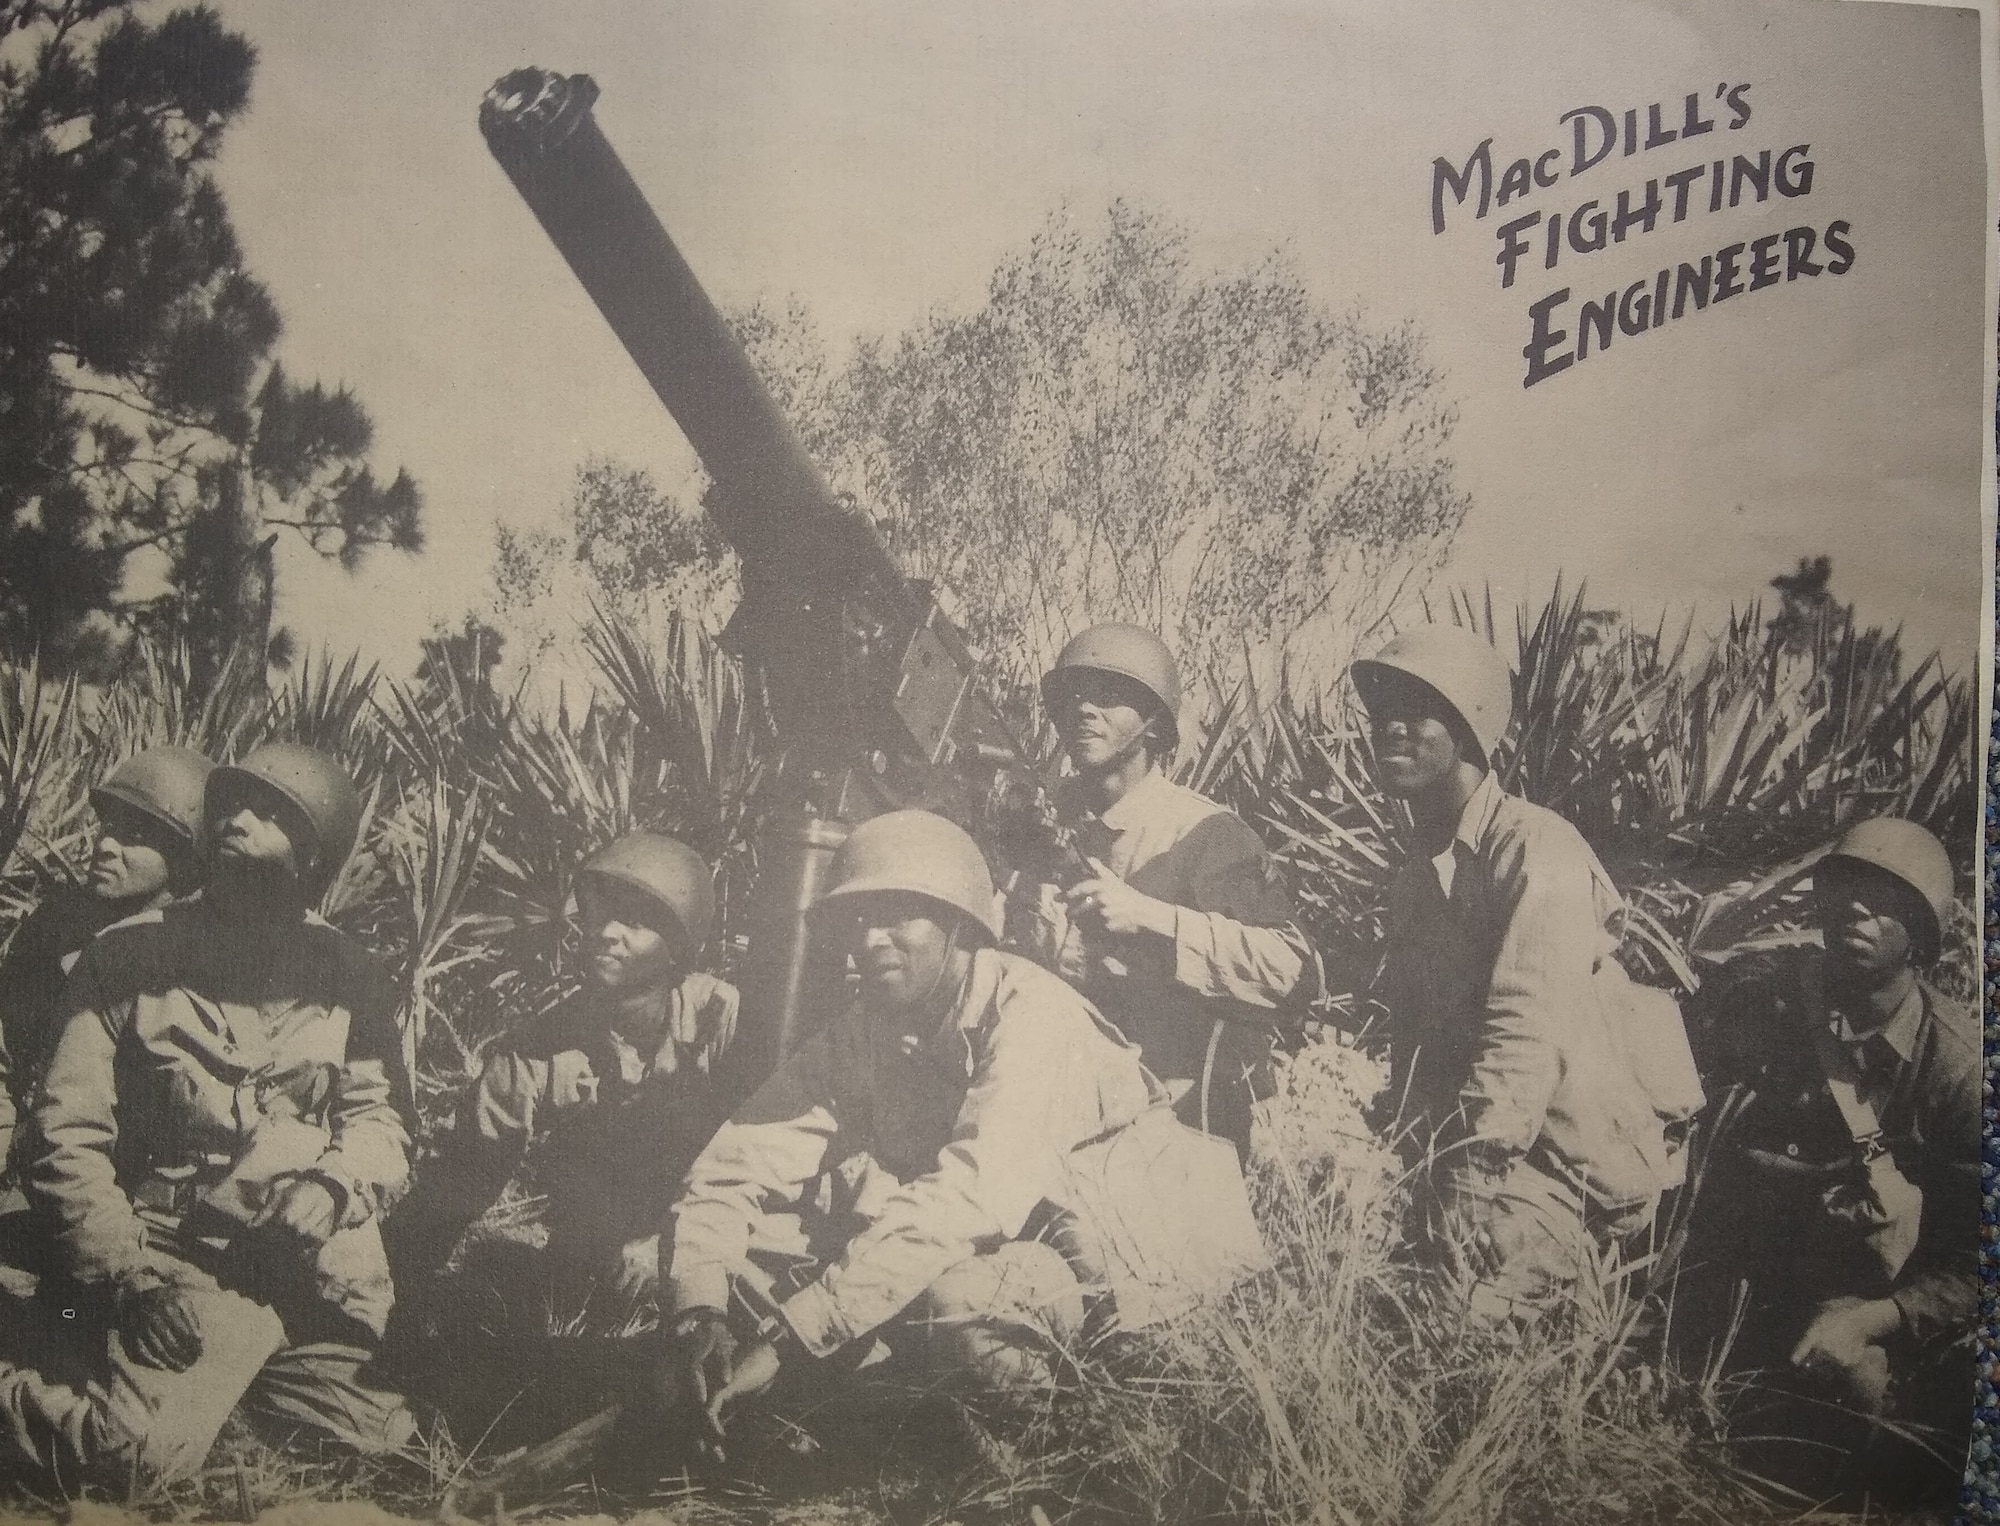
[1017,623,1320,1159]
[384,830,740,1340]
[1678,815,1975,1497]
[1350,626,1686,1322]
[0,746,213,1178]
[1,742,416,1489]
[656,809,1267,1451]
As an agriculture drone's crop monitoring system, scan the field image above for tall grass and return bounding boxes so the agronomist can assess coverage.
[927,1034,1758,1526]
[0,577,1973,1522]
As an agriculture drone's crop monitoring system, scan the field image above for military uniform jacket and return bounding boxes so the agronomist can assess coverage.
[1689,945,1978,1345]
[1027,770,1317,1150]
[1380,772,1668,1209]
[29,896,412,1336]
[460,970,740,1265]
[668,949,1185,1357]
[0,884,135,1170]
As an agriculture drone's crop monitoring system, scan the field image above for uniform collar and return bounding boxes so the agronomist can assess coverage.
[1827,973,1924,1067]
[1093,767,1176,835]
[889,948,1000,1077]
[596,982,681,1074]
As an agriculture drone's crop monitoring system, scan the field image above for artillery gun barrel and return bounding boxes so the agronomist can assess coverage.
[477,68,899,599]
[477,68,1044,1076]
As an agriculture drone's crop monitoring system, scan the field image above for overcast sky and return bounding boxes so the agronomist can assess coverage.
[206,0,1991,677]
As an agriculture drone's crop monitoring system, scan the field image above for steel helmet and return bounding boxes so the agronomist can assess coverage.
[1041,623,1182,751]
[811,809,1001,943]
[91,746,214,856]
[1820,816,1955,959]
[1350,625,1516,768]
[576,831,716,961]
[205,742,364,893]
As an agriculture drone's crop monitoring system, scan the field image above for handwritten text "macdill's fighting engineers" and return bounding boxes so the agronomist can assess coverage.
[1430,84,1855,387]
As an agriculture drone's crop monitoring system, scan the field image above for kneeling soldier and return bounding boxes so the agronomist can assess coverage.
[1351,627,1688,1321]
[1019,623,1319,1160]
[0,746,212,1182]
[388,831,740,1326]
[1683,816,1976,1498]
[0,743,415,1490]
[656,810,1264,1450]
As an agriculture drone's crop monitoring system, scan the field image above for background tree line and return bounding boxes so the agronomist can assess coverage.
[0,0,422,681]
[487,201,1471,721]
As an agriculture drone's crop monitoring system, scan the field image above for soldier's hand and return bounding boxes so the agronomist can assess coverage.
[611,1234,660,1301]
[1065,861,1174,940]
[656,1310,738,1451]
[1439,1152,1516,1281]
[251,1176,341,1249]
[1790,1295,1901,1407]
[690,975,740,1072]
[119,1282,204,1372]
[705,1338,780,1436]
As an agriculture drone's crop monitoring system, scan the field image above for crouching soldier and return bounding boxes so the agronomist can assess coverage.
[387,831,741,1329]
[0,746,212,1184]
[1681,817,1976,1499]
[655,811,1265,1451]
[1350,627,1692,1323]
[0,743,416,1491]
[1017,624,1319,1159]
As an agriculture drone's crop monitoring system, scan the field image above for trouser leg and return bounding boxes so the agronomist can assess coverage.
[1850,1335,1975,1503]
[0,1276,285,1491]
[237,1336,416,1457]
[892,1241,1086,1395]
[381,1143,515,1292]
[1425,1157,1641,1324]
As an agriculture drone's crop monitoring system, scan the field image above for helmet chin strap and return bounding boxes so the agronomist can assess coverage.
[915,920,965,1016]
[1076,709,1163,780]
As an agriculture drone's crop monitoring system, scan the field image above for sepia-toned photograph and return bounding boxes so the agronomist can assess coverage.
[0,1,1992,1521]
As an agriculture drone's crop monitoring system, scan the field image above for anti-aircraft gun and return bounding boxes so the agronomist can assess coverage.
[478,69,1052,1081]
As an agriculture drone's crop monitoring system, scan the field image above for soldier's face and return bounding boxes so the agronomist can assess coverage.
[89,802,176,902]
[577,878,681,993]
[1815,865,1919,976]
[1053,670,1157,773]
[841,891,954,1016]
[205,784,311,880]
[1364,674,1467,797]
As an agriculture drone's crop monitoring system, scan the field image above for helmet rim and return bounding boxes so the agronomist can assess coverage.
[89,746,213,853]
[89,781,199,853]
[811,810,1001,942]
[1818,816,1955,961]
[204,743,363,896]
[1041,622,1182,752]
[1351,626,1515,768]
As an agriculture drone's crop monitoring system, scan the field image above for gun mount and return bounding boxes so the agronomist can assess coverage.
[480,69,1044,1072]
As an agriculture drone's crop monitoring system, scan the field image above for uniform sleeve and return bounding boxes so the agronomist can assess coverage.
[312,1057,412,1228]
[776,1003,1076,1358]
[398,1048,559,1232]
[671,971,741,1078]
[1164,815,1319,1020]
[29,970,158,1290]
[1890,1023,1981,1345]
[1454,823,1604,1159]
[310,972,415,1229]
[470,1050,559,1144]
[665,1026,842,1318]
